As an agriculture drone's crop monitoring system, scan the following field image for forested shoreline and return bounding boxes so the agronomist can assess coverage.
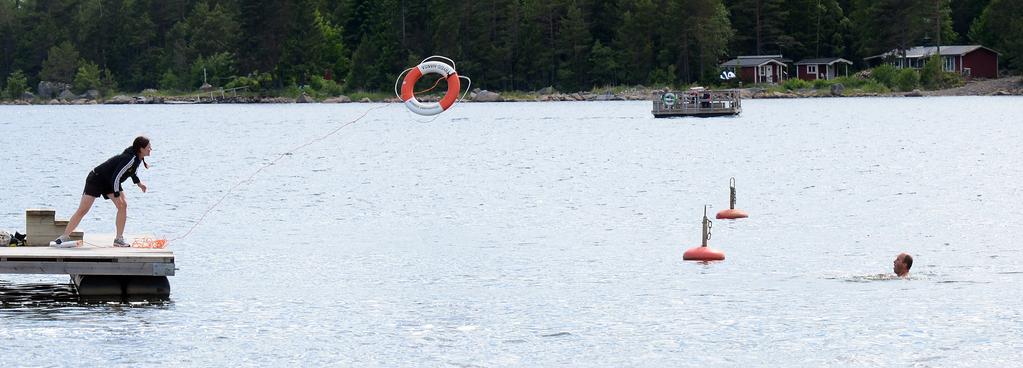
[1,0,1020,100]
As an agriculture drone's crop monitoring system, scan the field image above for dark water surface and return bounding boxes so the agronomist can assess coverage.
[1,98,1021,366]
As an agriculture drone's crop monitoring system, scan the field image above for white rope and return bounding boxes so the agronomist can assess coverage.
[394,67,415,99]
[421,55,457,71]
[458,75,472,104]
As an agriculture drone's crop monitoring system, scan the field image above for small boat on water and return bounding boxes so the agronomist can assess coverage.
[652,87,741,118]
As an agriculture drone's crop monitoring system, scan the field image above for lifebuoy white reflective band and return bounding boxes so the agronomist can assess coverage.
[399,61,461,116]
[662,92,677,106]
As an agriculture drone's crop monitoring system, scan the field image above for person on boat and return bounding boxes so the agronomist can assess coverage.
[893,253,913,277]
[51,136,152,248]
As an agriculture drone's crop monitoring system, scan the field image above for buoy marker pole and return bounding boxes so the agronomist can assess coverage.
[729,177,737,210]
[702,205,713,247]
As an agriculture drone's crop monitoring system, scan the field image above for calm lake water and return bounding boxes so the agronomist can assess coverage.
[1,98,1022,366]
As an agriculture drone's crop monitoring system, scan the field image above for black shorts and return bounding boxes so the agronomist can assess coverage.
[83,171,114,200]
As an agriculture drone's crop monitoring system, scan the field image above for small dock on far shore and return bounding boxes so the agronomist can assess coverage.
[652,88,741,118]
[2,218,174,298]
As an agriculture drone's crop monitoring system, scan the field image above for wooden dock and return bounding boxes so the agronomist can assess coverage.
[652,89,741,118]
[0,234,174,297]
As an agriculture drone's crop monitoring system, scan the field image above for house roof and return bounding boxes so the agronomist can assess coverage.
[795,57,853,65]
[864,45,1001,61]
[720,55,792,68]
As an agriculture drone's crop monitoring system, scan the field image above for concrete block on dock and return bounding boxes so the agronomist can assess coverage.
[26,209,56,217]
[24,208,83,246]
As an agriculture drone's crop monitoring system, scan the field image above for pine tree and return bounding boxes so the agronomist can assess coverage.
[970,0,1022,72]
[162,1,241,90]
[0,0,19,83]
[39,41,79,83]
[587,0,620,45]
[519,0,565,89]
[344,0,403,91]
[952,0,990,43]
[613,0,657,84]
[589,39,619,86]
[727,0,789,55]
[851,0,956,58]
[557,3,592,91]
[689,0,735,82]
[238,0,289,84]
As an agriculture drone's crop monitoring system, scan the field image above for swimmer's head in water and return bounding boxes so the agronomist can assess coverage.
[894,253,913,277]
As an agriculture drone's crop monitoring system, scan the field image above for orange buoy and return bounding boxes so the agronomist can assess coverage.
[716,209,748,219]
[716,177,748,219]
[683,246,725,261]
[684,206,726,261]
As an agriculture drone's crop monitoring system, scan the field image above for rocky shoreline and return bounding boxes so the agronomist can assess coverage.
[2,77,1020,105]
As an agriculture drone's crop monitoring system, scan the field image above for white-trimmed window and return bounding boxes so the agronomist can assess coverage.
[807,65,818,75]
[943,56,955,72]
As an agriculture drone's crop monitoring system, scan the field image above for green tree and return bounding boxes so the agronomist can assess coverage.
[280,1,324,86]
[727,0,789,55]
[587,0,621,45]
[314,9,351,84]
[40,41,79,83]
[893,68,919,91]
[557,3,593,91]
[12,0,73,83]
[190,52,237,89]
[589,39,620,86]
[280,4,353,87]
[166,1,242,88]
[73,60,101,93]
[613,0,657,84]
[952,0,991,43]
[0,0,20,85]
[518,0,565,89]
[686,0,734,83]
[871,64,898,88]
[781,0,848,60]
[337,0,404,91]
[101,68,118,96]
[850,0,956,59]
[72,0,158,90]
[159,69,181,91]
[919,55,946,89]
[238,0,289,80]
[5,70,28,99]
[457,0,521,91]
[183,1,241,58]
[970,0,1023,73]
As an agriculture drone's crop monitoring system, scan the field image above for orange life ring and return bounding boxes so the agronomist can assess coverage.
[683,246,725,261]
[399,61,461,116]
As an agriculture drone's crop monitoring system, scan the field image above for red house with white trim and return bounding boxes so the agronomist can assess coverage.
[719,55,791,84]
[795,58,853,81]
[864,45,1000,79]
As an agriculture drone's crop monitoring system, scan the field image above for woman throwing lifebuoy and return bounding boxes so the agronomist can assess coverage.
[51,136,152,248]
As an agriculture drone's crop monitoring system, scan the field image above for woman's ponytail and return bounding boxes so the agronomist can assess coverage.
[132,136,150,169]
